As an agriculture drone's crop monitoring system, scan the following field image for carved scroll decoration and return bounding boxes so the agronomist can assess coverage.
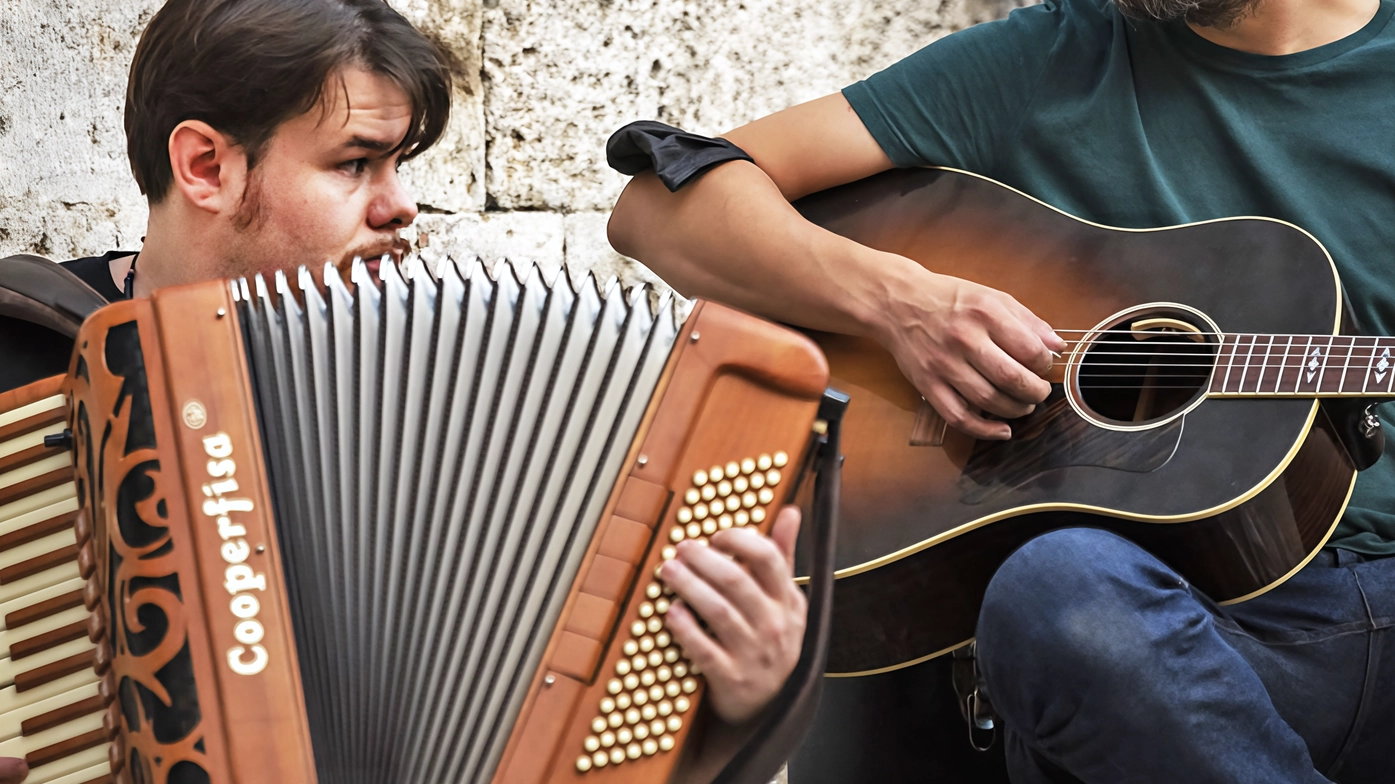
[71,320,212,784]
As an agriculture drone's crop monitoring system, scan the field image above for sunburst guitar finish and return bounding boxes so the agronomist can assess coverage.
[792,167,1378,675]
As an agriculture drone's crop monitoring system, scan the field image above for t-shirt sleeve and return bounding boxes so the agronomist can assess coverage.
[843,0,1078,173]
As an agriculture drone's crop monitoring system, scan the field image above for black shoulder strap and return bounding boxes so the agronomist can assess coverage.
[670,390,848,784]
[0,254,109,338]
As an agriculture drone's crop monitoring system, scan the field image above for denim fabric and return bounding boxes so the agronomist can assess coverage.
[975,528,1395,784]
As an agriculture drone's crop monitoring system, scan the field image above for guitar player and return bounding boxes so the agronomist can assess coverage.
[607,0,1395,781]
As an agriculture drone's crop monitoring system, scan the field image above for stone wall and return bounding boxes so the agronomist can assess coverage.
[0,0,1021,288]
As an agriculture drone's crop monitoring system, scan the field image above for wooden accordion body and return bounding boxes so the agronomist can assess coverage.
[58,260,830,783]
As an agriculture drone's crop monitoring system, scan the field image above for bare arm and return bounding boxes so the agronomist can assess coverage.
[610,94,901,340]
[609,93,1064,440]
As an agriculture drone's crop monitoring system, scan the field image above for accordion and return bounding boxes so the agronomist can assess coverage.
[0,255,843,784]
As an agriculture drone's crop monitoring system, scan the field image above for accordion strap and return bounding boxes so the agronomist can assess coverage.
[0,254,109,338]
[674,389,848,784]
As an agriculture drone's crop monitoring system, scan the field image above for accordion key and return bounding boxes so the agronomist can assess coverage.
[0,377,114,784]
[65,259,831,783]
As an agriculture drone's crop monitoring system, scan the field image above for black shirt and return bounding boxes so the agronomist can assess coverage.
[0,251,127,394]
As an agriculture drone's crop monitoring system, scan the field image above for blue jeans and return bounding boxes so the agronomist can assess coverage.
[976,528,1395,784]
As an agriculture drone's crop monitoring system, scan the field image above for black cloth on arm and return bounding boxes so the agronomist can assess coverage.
[0,251,126,393]
[606,121,754,192]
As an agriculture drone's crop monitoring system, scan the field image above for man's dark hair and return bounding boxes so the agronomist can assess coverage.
[125,0,452,202]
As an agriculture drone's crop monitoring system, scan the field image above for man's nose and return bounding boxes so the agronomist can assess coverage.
[369,169,419,229]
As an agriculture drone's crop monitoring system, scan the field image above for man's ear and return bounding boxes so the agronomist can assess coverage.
[167,120,247,215]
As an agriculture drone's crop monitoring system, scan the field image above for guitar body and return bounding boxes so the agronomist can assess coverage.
[792,168,1360,675]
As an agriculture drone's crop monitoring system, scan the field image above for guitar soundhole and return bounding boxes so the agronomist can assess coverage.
[1072,308,1219,428]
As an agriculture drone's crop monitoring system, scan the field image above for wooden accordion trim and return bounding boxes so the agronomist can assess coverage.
[68,284,316,784]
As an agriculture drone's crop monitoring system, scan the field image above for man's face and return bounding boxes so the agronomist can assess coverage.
[222,66,418,282]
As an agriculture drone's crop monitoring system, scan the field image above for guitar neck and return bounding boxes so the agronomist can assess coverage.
[1211,334,1395,398]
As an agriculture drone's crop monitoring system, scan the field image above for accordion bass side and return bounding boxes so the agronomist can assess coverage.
[64,260,834,783]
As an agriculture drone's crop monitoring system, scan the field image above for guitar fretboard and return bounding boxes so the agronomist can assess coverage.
[1209,334,1395,397]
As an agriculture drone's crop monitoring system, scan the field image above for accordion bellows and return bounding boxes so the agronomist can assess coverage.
[64,258,830,783]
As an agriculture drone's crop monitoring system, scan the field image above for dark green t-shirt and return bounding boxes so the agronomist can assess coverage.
[843,0,1395,555]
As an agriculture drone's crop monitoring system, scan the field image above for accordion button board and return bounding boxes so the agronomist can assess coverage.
[0,377,113,784]
[64,259,830,784]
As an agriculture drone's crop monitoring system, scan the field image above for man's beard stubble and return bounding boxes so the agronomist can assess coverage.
[231,167,409,285]
[1114,0,1262,28]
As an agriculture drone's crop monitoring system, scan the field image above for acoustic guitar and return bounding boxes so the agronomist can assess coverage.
[790,167,1388,676]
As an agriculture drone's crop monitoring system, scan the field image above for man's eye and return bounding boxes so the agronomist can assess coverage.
[340,159,368,176]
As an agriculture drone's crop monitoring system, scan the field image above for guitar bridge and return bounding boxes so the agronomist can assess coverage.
[910,398,949,446]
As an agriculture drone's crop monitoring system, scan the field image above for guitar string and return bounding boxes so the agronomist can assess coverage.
[1049,329,1384,336]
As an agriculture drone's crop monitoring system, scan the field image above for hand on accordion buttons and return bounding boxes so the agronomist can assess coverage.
[658,505,807,724]
[0,757,26,784]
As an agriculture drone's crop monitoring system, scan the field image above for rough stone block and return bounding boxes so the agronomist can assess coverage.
[392,0,488,214]
[482,0,1028,211]
[0,0,161,259]
[408,210,566,276]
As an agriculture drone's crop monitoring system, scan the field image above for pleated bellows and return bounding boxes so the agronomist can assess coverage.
[235,258,681,783]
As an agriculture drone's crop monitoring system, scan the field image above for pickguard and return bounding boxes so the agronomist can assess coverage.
[958,387,1183,505]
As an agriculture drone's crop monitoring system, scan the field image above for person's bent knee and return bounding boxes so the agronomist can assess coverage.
[976,528,1182,697]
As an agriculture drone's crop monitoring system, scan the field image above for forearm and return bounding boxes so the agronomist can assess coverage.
[608,161,923,342]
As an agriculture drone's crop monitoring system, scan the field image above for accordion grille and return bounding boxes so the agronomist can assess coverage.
[236,260,680,783]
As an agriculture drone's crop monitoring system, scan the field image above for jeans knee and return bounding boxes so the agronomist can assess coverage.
[977,528,1182,691]
[984,527,1148,612]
